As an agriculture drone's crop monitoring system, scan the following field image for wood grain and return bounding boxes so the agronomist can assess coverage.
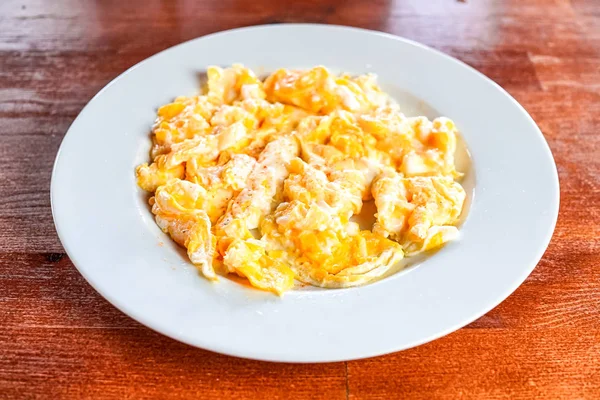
[1,0,599,398]
[348,329,600,400]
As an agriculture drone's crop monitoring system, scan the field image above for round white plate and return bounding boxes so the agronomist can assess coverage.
[51,24,559,362]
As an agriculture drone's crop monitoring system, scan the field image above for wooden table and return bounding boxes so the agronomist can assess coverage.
[1,0,599,398]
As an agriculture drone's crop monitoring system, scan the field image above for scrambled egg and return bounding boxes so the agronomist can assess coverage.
[136,64,467,295]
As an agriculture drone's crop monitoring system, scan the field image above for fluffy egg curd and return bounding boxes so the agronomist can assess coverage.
[136,64,467,295]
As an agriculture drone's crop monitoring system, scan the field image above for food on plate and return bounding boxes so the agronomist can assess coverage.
[136,65,467,294]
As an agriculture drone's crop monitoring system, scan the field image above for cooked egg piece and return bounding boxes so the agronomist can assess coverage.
[215,135,299,256]
[207,64,266,105]
[151,179,218,279]
[223,239,294,295]
[160,121,249,169]
[293,242,404,288]
[151,95,216,158]
[372,171,466,255]
[186,153,257,223]
[283,158,364,219]
[136,162,185,193]
[136,121,249,192]
[397,117,460,178]
[261,158,402,288]
[262,220,404,288]
[264,66,379,114]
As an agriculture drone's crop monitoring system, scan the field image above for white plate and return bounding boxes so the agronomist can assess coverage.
[51,24,559,362]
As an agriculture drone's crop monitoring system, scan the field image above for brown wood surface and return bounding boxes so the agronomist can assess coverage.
[1,0,599,398]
